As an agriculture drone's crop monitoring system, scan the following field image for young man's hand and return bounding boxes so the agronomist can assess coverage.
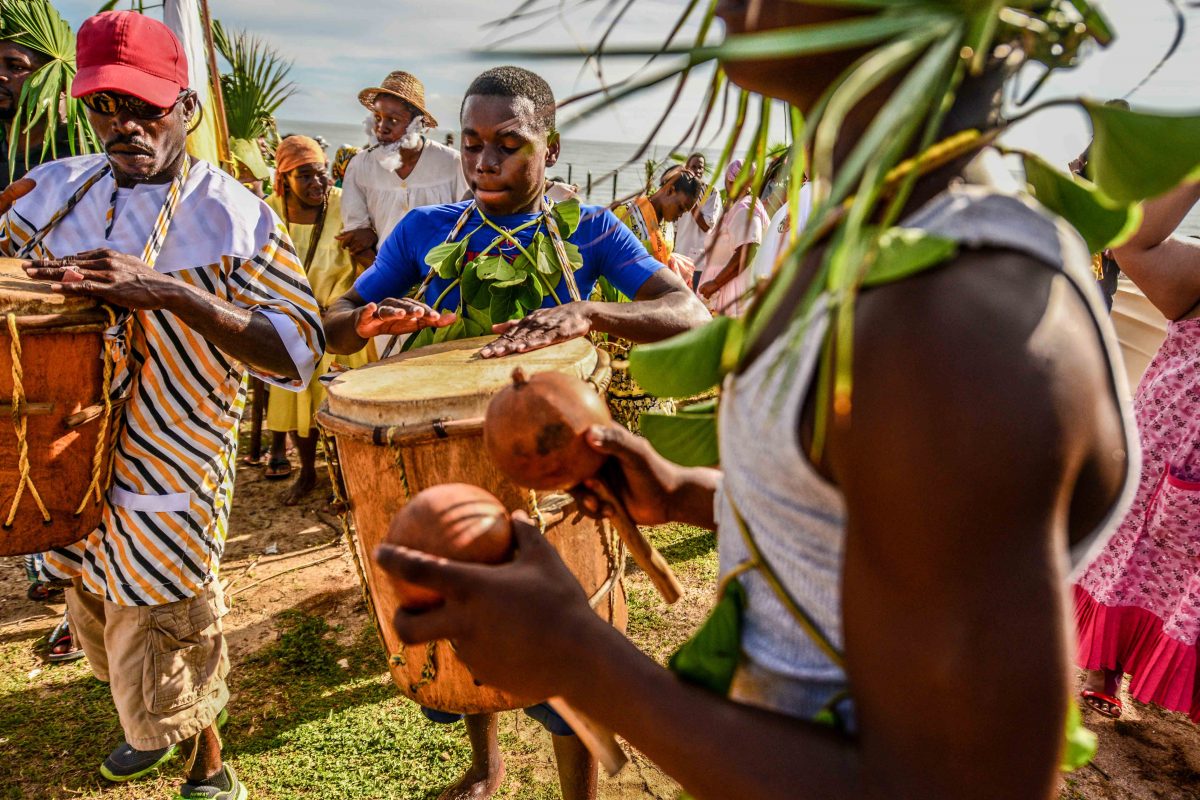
[570,424,682,527]
[354,298,456,338]
[479,303,592,358]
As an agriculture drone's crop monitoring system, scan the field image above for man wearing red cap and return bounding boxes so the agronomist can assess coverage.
[0,12,324,799]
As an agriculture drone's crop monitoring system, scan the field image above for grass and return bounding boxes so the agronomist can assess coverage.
[0,523,714,800]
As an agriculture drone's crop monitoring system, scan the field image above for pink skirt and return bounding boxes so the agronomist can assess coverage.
[1075,318,1200,722]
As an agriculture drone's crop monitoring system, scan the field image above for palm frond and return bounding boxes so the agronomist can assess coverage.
[211,20,296,142]
[0,0,98,179]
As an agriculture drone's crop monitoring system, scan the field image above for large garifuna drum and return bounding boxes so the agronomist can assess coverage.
[0,258,118,556]
[318,336,628,715]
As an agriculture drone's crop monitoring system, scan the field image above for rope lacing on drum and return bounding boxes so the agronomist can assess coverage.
[4,313,51,527]
[74,305,119,515]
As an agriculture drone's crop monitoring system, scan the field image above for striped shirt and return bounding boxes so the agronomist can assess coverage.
[1,155,324,606]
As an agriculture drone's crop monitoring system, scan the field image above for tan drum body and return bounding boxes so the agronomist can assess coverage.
[1112,278,1169,396]
[319,336,627,714]
[0,259,113,556]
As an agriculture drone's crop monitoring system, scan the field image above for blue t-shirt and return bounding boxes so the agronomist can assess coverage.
[353,201,663,309]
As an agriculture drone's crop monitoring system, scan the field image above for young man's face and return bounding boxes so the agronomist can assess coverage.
[0,42,43,123]
[659,186,696,223]
[686,154,705,177]
[460,94,560,217]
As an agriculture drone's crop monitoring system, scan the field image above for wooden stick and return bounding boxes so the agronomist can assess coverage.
[546,697,628,777]
[592,480,683,604]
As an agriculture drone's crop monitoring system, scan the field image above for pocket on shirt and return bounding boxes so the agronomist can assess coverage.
[109,488,200,593]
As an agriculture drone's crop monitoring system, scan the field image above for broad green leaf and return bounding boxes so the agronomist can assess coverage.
[535,236,556,275]
[463,318,488,338]
[460,264,487,309]
[1064,0,1113,45]
[1085,101,1200,205]
[425,240,466,280]
[1061,703,1097,772]
[629,316,742,399]
[493,260,518,282]
[668,579,746,695]
[489,286,516,324]
[551,198,581,238]
[862,228,958,288]
[639,405,719,468]
[431,317,466,345]
[476,256,507,281]
[517,278,544,310]
[1022,152,1142,253]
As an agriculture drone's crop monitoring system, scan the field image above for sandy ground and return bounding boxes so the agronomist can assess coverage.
[2,441,1198,799]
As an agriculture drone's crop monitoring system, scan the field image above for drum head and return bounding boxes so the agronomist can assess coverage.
[0,257,101,317]
[325,335,598,427]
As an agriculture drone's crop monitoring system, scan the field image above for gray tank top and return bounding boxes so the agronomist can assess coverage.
[716,183,1138,724]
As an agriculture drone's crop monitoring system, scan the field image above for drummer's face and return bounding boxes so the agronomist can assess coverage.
[86,91,197,185]
[460,95,560,217]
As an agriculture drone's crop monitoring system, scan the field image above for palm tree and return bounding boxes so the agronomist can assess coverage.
[0,0,97,179]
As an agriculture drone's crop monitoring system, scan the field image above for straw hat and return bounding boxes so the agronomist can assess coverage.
[358,71,438,128]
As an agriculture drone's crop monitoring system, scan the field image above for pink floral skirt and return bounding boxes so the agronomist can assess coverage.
[1075,318,1200,721]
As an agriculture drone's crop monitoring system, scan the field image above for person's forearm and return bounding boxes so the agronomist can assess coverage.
[162,281,301,379]
[583,289,709,344]
[558,621,865,800]
[667,466,721,529]
[1117,180,1200,252]
[323,301,370,355]
[709,245,756,290]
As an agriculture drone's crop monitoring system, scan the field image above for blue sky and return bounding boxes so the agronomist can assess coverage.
[48,0,1200,163]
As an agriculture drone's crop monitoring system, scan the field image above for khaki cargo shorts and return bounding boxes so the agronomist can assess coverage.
[66,579,230,751]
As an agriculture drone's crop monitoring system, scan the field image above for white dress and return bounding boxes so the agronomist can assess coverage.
[340,138,469,242]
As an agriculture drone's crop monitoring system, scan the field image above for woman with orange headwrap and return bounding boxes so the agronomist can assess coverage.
[265,136,372,503]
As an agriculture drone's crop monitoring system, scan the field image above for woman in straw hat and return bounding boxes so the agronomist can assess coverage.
[337,70,468,270]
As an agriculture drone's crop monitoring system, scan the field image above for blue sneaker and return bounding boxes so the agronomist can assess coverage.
[175,764,247,799]
[99,741,176,782]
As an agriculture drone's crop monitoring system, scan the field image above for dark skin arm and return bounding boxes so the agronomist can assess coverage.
[322,268,709,357]
[698,242,758,300]
[24,249,302,380]
[376,250,1121,800]
[1111,179,1200,320]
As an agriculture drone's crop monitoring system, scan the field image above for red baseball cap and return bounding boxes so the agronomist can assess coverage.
[72,11,189,109]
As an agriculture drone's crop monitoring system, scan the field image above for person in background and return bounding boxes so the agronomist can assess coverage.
[697,158,769,316]
[1074,178,1200,723]
[613,169,703,269]
[1069,99,1130,312]
[332,144,359,188]
[265,136,372,504]
[751,169,813,289]
[338,71,468,269]
[673,152,721,281]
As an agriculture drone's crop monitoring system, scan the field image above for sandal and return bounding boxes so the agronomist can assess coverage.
[47,616,85,663]
[27,582,63,602]
[264,457,292,480]
[1080,690,1123,719]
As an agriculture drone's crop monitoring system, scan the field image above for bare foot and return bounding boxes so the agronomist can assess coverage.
[436,762,505,800]
[282,470,318,506]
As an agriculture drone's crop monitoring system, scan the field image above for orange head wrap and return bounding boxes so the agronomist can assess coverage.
[273,135,327,195]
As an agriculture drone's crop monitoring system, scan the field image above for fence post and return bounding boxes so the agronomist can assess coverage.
[612,172,618,203]
[586,172,593,200]
[567,164,573,186]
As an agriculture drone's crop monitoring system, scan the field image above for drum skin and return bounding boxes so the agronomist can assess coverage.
[0,260,112,556]
[320,336,627,714]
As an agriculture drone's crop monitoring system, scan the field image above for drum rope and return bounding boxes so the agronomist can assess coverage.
[74,306,119,515]
[4,314,51,527]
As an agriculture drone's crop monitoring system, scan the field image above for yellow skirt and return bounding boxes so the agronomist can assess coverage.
[267,348,371,436]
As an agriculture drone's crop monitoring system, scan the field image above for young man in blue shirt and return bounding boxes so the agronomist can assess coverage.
[324,66,707,800]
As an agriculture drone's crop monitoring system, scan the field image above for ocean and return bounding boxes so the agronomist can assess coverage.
[279,118,1200,236]
[277,119,720,205]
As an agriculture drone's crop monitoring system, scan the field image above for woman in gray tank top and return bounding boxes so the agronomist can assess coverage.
[376,3,1140,799]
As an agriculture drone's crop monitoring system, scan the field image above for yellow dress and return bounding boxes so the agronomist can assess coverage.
[266,189,371,436]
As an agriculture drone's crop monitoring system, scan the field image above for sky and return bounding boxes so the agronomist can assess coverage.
[47,0,1200,165]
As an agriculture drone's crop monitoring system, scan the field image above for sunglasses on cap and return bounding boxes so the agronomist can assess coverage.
[81,90,191,120]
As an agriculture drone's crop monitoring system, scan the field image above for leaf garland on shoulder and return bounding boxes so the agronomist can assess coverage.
[405,199,585,351]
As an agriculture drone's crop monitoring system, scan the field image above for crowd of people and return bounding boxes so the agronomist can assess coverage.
[0,2,1196,800]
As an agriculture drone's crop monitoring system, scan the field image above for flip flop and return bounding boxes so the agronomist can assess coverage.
[264,457,292,480]
[48,631,85,663]
[239,453,264,466]
[1080,690,1123,719]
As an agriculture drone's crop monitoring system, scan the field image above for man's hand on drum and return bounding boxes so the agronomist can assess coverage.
[571,423,720,532]
[23,248,173,309]
[375,511,617,700]
[479,303,592,359]
[354,298,457,338]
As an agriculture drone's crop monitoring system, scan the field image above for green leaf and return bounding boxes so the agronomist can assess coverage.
[1085,101,1200,205]
[861,228,958,288]
[475,256,505,280]
[517,278,544,310]
[1061,702,1097,772]
[629,317,742,399]
[431,317,466,345]
[535,236,556,275]
[460,264,487,309]
[668,579,746,695]
[1022,153,1142,253]
[489,286,517,324]
[463,317,488,338]
[550,198,581,238]
[424,241,466,280]
[639,405,719,468]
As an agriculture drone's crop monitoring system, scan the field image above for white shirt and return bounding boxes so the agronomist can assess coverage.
[674,187,721,263]
[751,183,814,284]
[700,196,768,316]
[340,138,469,242]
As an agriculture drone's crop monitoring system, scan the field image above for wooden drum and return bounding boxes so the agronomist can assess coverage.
[318,336,628,715]
[0,258,116,556]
